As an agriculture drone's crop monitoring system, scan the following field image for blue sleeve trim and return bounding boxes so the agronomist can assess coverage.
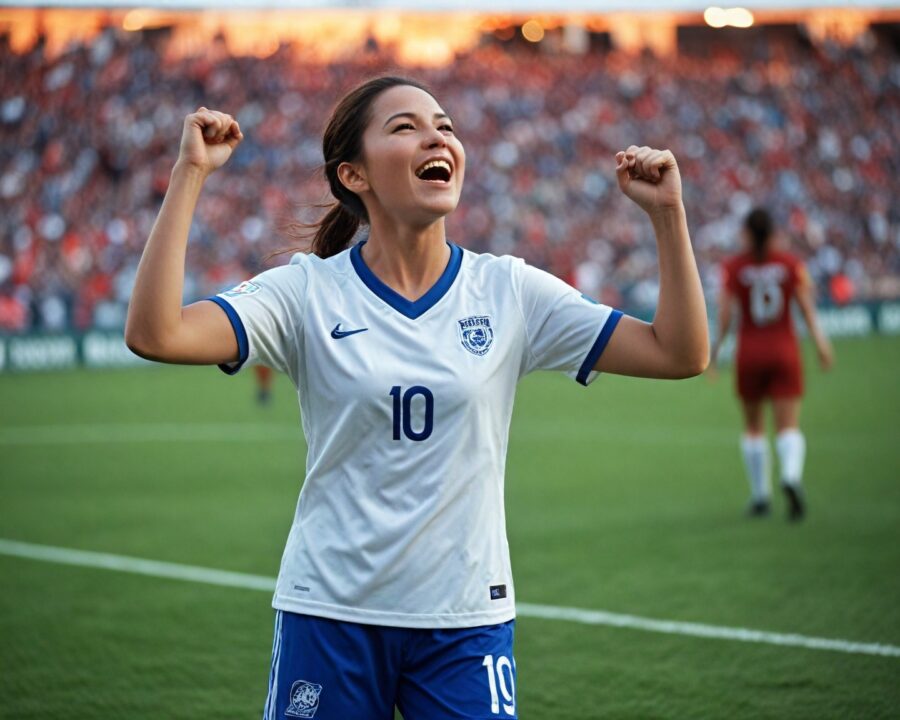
[205,296,249,375]
[576,309,624,386]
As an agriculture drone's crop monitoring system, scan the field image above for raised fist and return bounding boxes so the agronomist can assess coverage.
[177,107,243,174]
[615,146,683,215]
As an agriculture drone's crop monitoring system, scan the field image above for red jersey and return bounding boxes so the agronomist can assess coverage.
[722,250,810,400]
[722,250,809,350]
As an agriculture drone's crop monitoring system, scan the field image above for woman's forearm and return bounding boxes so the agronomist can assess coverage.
[125,162,208,354]
[647,204,709,374]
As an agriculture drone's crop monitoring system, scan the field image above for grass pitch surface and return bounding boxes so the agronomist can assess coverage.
[1,336,898,719]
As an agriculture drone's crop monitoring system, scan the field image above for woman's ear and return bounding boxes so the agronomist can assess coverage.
[337,162,370,194]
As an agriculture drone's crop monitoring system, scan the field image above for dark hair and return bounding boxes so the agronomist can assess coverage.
[745,207,773,261]
[305,75,436,259]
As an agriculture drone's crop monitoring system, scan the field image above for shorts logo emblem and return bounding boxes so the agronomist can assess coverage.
[223,280,261,297]
[285,679,322,718]
[458,315,493,356]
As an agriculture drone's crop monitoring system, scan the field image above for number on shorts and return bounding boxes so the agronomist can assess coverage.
[749,279,783,326]
[482,654,515,716]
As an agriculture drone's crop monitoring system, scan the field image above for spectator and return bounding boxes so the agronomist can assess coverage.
[0,25,897,332]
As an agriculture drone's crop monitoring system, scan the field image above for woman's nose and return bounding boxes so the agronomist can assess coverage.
[422,127,447,149]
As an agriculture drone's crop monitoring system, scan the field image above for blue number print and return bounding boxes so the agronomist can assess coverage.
[390,385,434,441]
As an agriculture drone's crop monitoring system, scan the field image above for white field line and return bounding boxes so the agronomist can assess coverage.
[1,538,898,659]
[0,538,274,591]
[514,603,900,658]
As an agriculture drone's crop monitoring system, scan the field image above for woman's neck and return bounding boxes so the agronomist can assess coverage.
[361,218,450,303]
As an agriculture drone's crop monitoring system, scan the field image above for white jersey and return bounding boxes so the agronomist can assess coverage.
[211,242,621,629]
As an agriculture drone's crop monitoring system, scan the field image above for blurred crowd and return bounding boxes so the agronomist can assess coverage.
[1,26,898,332]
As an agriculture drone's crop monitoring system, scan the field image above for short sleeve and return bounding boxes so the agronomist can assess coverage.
[205,258,308,378]
[512,259,622,386]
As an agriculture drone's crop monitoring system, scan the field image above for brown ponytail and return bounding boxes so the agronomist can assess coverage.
[311,203,362,259]
[282,75,434,260]
[745,207,774,262]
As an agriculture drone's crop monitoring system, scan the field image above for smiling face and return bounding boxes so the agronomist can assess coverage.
[338,84,466,229]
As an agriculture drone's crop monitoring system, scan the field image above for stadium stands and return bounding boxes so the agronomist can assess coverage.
[0,26,897,331]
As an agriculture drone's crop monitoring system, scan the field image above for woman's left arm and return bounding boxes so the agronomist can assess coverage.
[594,146,709,379]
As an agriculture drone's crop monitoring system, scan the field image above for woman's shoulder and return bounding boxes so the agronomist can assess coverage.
[457,244,523,274]
[250,249,350,295]
[769,248,804,266]
[723,250,751,266]
[284,247,356,276]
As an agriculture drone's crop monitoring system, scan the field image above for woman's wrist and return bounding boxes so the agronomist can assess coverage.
[172,159,211,184]
[647,202,686,223]
[647,203,688,241]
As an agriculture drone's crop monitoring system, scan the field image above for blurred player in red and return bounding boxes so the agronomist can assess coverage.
[255,365,273,405]
[710,208,833,520]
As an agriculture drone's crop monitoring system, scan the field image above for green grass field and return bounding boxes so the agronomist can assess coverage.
[1,336,899,719]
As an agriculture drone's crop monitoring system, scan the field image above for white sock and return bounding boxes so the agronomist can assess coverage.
[776,429,806,487]
[741,435,771,502]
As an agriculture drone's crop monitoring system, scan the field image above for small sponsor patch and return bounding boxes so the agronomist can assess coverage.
[458,315,494,356]
[285,679,323,718]
[490,584,507,600]
[223,280,261,298]
[580,293,599,305]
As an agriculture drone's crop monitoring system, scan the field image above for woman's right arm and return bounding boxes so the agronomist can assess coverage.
[125,108,243,364]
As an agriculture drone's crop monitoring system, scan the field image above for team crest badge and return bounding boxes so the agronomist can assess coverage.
[285,679,322,718]
[457,315,494,356]
[223,280,261,298]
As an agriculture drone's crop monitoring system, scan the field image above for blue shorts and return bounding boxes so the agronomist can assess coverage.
[263,611,517,720]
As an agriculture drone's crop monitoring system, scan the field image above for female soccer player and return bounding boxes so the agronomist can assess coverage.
[126,76,708,719]
[710,208,833,521]
[254,365,274,405]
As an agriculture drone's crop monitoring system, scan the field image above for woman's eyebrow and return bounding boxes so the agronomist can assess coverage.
[383,111,451,128]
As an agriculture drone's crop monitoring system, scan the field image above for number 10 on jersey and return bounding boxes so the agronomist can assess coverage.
[390,386,434,441]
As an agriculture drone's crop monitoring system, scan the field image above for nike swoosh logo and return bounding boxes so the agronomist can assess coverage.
[331,323,369,339]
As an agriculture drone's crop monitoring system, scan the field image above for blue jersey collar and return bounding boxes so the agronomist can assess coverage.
[350,240,463,320]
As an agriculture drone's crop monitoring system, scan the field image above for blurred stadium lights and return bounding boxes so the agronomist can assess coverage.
[521,19,545,42]
[121,8,150,30]
[3,0,898,9]
[0,1,898,62]
[703,7,754,28]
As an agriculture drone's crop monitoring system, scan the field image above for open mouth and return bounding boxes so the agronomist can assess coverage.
[415,159,452,184]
